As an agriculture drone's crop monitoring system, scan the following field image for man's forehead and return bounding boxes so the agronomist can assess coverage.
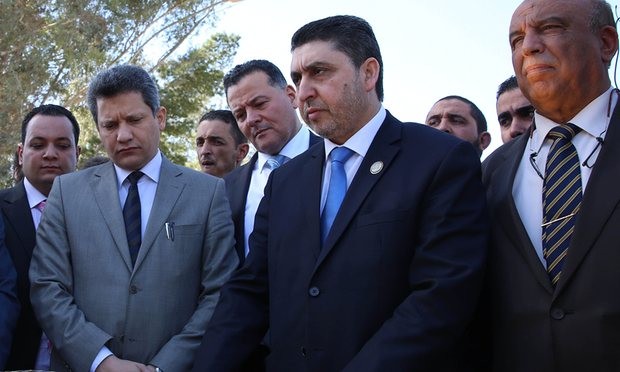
[228,75,275,104]
[511,0,584,27]
[432,99,471,114]
[291,41,343,69]
[498,89,530,107]
[198,120,232,136]
[26,114,73,136]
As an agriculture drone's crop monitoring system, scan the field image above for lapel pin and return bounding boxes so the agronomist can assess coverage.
[370,161,383,175]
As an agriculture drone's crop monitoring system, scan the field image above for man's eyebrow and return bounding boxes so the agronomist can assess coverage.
[515,105,535,116]
[498,112,512,121]
[425,114,440,122]
[447,114,466,121]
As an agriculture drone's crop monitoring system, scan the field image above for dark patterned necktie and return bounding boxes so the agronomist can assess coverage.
[123,171,144,266]
[542,124,581,287]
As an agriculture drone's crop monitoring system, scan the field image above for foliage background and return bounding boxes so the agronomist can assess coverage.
[0,0,240,187]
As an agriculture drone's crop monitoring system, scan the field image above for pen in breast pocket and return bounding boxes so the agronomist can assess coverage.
[165,222,175,241]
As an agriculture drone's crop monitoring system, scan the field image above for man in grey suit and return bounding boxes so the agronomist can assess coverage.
[29,64,238,372]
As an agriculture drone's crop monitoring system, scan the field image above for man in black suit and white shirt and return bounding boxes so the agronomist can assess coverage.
[223,59,321,265]
[0,104,81,370]
[481,0,620,370]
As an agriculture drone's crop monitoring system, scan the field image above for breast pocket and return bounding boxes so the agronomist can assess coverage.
[173,224,203,236]
[357,210,410,227]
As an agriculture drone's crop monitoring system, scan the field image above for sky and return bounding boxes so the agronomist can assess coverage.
[204,0,617,158]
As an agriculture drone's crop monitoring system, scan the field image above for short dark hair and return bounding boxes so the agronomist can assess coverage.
[496,76,519,100]
[291,15,384,101]
[198,109,247,146]
[437,95,487,134]
[87,64,160,126]
[590,0,617,68]
[21,104,80,145]
[223,60,287,99]
[590,0,616,33]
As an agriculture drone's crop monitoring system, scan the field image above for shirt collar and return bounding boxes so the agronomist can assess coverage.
[323,105,386,159]
[23,177,47,209]
[114,150,162,189]
[533,87,616,148]
[256,126,310,173]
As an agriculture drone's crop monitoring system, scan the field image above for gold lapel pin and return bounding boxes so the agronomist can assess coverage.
[370,161,383,174]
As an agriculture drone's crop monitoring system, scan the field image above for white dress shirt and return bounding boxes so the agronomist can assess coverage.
[513,87,618,266]
[244,126,311,256]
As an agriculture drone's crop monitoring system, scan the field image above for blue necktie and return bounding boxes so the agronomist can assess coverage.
[123,171,144,266]
[266,154,290,170]
[321,147,354,244]
[542,124,581,287]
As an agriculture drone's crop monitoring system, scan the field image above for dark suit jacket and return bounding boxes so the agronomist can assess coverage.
[0,215,19,369]
[193,111,488,371]
[481,102,620,372]
[0,182,41,369]
[224,130,321,265]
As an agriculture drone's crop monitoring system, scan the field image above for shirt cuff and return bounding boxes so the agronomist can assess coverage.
[90,346,113,372]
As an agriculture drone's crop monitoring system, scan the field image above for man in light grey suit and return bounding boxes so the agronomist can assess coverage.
[29,64,238,372]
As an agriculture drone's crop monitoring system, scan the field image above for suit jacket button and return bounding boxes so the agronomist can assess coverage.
[550,308,565,320]
[308,286,320,297]
[129,285,138,294]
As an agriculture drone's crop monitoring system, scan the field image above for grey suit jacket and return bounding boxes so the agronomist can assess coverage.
[29,156,238,372]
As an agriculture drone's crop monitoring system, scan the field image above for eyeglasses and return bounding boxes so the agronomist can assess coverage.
[528,88,618,180]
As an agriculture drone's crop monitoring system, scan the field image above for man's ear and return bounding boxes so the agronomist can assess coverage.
[479,131,491,151]
[360,57,380,94]
[156,106,167,131]
[236,143,250,164]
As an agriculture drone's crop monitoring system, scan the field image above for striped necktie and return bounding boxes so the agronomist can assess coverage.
[542,123,581,287]
[123,171,144,266]
[265,154,290,170]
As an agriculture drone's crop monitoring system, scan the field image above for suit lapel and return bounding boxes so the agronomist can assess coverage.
[556,102,620,294]
[91,162,134,272]
[297,144,326,260]
[315,114,400,267]
[1,183,37,257]
[134,158,185,271]
[489,134,554,294]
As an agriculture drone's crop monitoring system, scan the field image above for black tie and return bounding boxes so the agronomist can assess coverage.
[123,171,144,266]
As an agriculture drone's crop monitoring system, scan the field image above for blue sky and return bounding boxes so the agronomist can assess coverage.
[208,0,616,157]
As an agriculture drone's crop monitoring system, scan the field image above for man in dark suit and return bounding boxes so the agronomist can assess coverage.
[0,217,19,369]
[223,59,320,264]
[481,0,619,370]
[29,65,238,372]
[193,15,488,371]
[0,104,81,370]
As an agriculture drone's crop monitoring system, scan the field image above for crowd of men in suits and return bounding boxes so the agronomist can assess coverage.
[0,0,618,371]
